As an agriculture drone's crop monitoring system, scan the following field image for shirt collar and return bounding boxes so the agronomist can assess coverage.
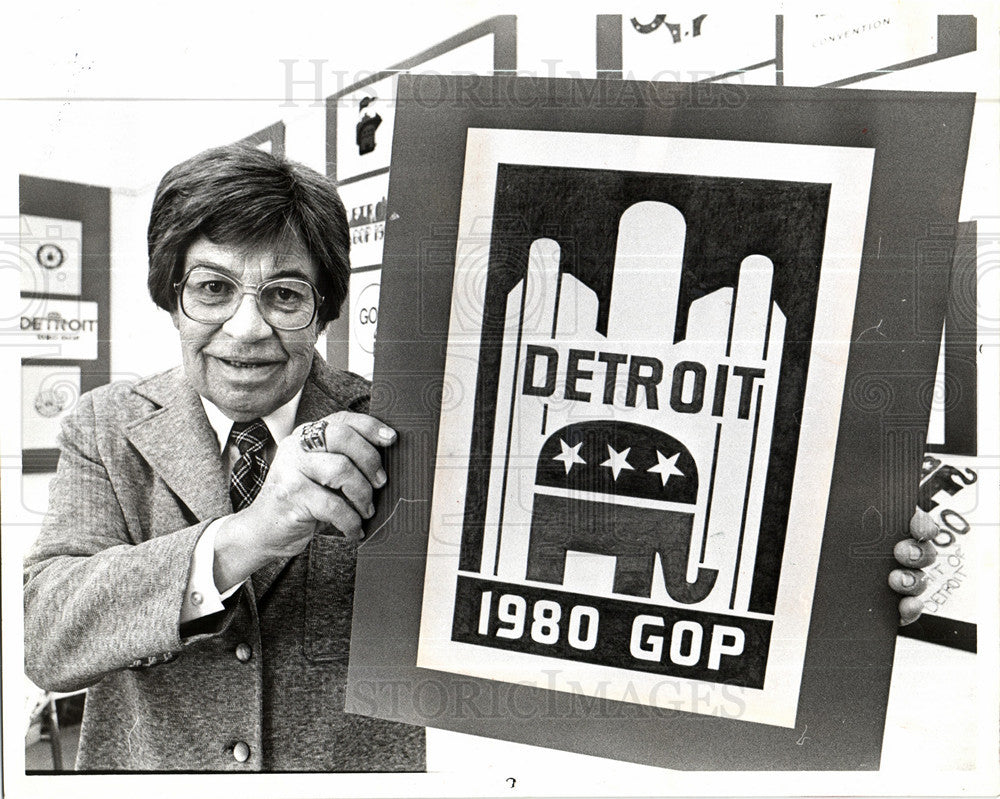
[199,389,304,453]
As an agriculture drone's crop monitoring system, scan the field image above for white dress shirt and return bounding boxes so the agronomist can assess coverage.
[180,389,303,623]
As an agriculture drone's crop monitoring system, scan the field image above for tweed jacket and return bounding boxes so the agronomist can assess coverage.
[23,356,425,772]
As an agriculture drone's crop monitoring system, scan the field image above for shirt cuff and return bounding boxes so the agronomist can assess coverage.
[180,519,242,623]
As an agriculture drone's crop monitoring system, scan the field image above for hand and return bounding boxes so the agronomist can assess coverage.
[888,508,939,625]
[213,411,396,590]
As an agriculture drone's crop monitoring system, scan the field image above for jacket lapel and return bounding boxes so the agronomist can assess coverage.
[293,359,365,427]
[124,368,230,523]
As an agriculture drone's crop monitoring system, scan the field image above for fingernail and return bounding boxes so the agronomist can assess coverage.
[375,469,387,487]
[366,503,375,518]
[378,426,395,441]
[911,508,940,541]
[899,615,915,627]
[899,572,915,588]
[908,546,923,563]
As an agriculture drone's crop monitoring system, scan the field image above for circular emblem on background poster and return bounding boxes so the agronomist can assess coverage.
[34,388,69,418]
[32,372,81,419]
[36,243,65,270]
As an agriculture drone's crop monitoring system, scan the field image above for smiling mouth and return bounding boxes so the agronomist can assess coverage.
[214,356,280,370]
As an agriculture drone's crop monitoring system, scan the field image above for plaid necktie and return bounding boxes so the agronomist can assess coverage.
[229,419,271,511]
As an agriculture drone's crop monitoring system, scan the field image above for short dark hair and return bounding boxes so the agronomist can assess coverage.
[147,143,350,327]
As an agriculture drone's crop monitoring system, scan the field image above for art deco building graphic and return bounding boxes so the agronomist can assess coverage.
[476,200,785,615]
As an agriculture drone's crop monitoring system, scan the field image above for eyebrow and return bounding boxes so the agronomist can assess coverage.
[267,268,317,283]
[186,260,237,277]
[187,261,317,284]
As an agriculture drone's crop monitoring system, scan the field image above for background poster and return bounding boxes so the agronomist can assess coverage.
[782,10,938,86]
[348,270,382,380]
[334,74,396,183]
[19,298,99,361]
[895,451,991,653]
[20,365,80,451]
[331,29,497,184]
[339,174,389,270]
[620,7,776,81]
[19,215,82,298]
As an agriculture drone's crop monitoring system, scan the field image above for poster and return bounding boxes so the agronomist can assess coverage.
[782,10,938,86]
[339,173,390,270]
[895,452,991,653]
[348,270,382,380]
[19,298,99,361]
[347,73,975,771]
[619,7,776,81]
[599,11,975,91]
[21,365,81,451]
[19,214,82,298]
[331,32,499,184]
[333,74,397,183]
[416,129,875,728]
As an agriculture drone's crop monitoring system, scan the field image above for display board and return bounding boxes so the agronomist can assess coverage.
[596,12,975,87]
[19,178,111,473]
[598,10,781,84]
[240,120,286,157]
[326,15,516,377]
[345,73,974,770]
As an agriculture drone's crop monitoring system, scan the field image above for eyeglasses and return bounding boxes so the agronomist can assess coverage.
[174,268,323,331]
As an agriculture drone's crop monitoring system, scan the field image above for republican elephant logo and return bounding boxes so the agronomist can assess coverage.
[526,420,718,603]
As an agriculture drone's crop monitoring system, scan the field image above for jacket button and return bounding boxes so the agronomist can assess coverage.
[232,741,250,762]
[235,643,253,662]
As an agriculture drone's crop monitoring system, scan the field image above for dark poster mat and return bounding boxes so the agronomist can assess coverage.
[346,75,974,770]
[926,220,978,458]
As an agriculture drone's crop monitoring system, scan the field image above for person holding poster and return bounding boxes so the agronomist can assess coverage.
[22,143,932,771]
[23,144,423,771]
